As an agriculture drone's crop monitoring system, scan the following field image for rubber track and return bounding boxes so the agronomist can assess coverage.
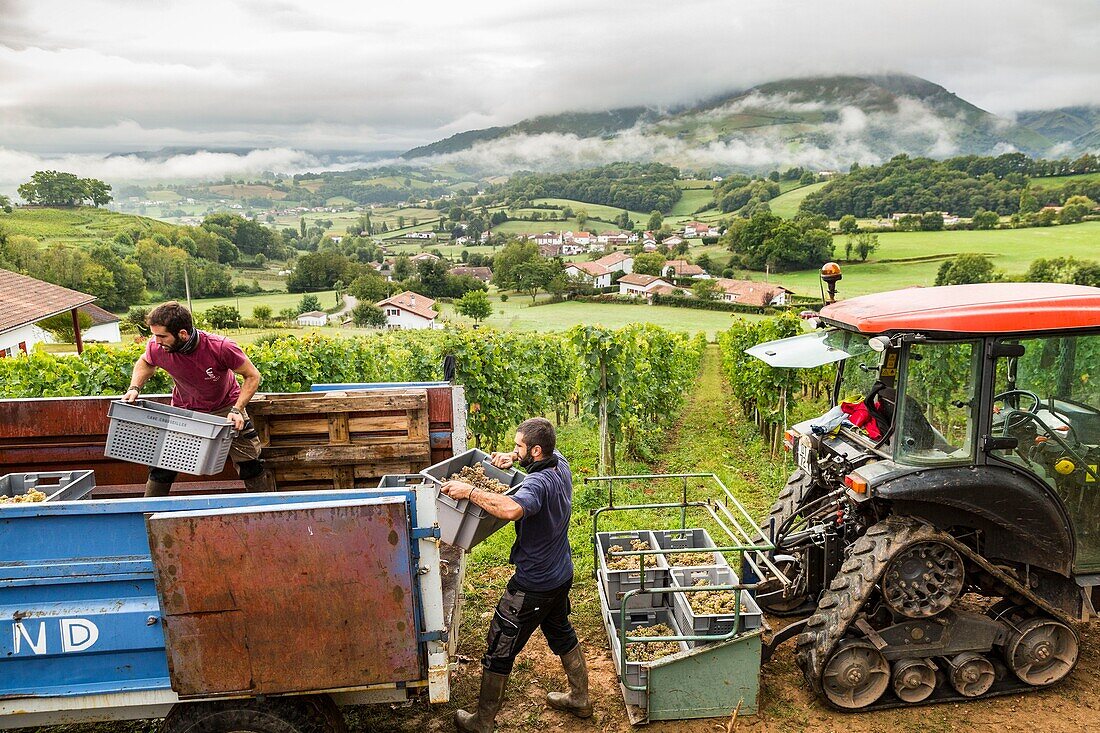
[794,515,1075,703]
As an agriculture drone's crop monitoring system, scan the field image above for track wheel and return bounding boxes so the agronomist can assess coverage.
[948,652,994,697]
[821,640,890,710]
[881,541,964,618]
[1006,617,1079,687]
[891,658,937,703]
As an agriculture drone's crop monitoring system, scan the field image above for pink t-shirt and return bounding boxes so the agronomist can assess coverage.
[143,331,247,412]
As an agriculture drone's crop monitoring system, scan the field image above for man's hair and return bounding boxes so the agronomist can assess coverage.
[517,417,556,456]
[147,301,193,334]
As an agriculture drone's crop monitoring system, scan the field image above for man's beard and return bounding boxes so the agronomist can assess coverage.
[518,451,534,469]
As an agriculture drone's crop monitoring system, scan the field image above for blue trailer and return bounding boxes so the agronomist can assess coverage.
[0,485,461,732]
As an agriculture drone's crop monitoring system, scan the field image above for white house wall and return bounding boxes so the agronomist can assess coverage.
[0,323,44,357]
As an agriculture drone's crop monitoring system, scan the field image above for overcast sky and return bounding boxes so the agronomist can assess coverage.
[1,0,1097,158]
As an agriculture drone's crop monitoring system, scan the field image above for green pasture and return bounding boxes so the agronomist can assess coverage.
[140,289,341,318]
[669,185,716,218]
[0,207,165,242]
[768,181,828,218]
[765,221,1100,297]
[531,199,647,226]
[1029,172,1100,190]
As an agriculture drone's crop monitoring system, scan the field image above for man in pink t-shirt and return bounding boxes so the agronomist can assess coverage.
[122,301,274,496]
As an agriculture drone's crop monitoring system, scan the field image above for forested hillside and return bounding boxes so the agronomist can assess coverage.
[497,163,682,213]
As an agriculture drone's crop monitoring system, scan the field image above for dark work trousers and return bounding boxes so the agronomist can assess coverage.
[483,575,578,674]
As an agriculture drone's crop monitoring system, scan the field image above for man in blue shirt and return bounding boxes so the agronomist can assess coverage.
[441,418,590,732]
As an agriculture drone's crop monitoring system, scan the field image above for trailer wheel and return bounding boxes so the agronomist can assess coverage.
[162,695,347,733]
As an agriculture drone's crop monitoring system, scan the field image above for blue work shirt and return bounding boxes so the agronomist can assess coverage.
[509,451,574,592]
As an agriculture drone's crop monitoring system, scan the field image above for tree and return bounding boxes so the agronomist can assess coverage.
[838,215,859,234]
[799,171,816,185]
[125,307,151,337]
[854,233,879,262]
[0,193,11,213]
[17,171,111,207]
[297,294,322,314]
[692,278,721,301]
[491,240,542,291]
[515,259,560,302]
[616,210,632,229]
[1026,257,1100,287]
[971,209,1000,230]
[575,209,588,229]
[348,273,394,303]
[278,307,298,323]
[919,212,944,231]
[38,311,93,343]
[253,305,273,324]
[1019,188,1041,214]
[633,253,666,276]
[204,305,242,330]
[1059,202,1090,225]
[647,210,663,231]
[935,254,1000,286]
[455,289,492,324]
[351,302,387,328]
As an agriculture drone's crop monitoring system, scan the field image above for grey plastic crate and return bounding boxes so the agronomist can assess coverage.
[597,530,669,611]
[105,400,236,476]
[670,566,763,645]
[652,527,728,568]
[422,450,525,551]
[0,470,96,505]
[606,606,689,708]
[376,474,429,489]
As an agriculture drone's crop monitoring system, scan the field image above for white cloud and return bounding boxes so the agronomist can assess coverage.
[0,0,1095,156]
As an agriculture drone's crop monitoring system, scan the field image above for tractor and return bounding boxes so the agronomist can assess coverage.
[749,279,1100,710]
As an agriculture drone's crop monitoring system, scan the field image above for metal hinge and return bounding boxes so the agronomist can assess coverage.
[412,526,441,540]
[419,629,446,643]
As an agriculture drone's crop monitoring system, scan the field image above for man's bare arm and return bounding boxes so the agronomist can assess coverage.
[123,357,157,402]
[441,480,524,521]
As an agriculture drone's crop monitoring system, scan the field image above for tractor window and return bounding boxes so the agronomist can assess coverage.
[990,334,1100,572]
[896,341,980,464]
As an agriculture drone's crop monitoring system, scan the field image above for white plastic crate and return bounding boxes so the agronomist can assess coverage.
[0,470,95,504]
[597,530,669,611]
[670,566,763,645]
[105,400,235,476]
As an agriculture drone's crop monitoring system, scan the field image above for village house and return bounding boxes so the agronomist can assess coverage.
[563,262,613,289]
[410,252,440,263]
[538,243,564,258]
[683,222,719,238]
[406,231,436,239]
[376,291,438,330]
[561,243,587,256]
[663,235,684,248]
[663,260,709,279]
[594,251,634,275]
[296,311,329,327]
[618,273,673,298]
[533,232,562,246]
[0,269,98,357]
[587,242,608,253]
[449,266,493,283]
[642,240,659,252]
[75,304,122,343]
[564,231,593,246]
[714,278,793,307]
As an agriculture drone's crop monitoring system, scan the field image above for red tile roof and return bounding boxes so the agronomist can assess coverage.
[449,266,493,282]
[664,260,705,276]
[715,278,791,307]
[0,268,97,334]
[619,274,667,287]
[595,251,632,267]
[377,290,438,321]
[79,303,120,326]
[567,262,610,277]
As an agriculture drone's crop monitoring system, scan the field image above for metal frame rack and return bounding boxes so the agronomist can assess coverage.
[588,473,787,724]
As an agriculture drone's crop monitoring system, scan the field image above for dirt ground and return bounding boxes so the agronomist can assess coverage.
[433,618,1100,733]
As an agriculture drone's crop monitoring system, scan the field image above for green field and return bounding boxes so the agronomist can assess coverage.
[1029,172,1100,190]
[0,206,167,242]
[142,289,341,318]
[768,181,828,218]
[669,180,716,218]
[755,221,1100,297]
[437,294,764,338]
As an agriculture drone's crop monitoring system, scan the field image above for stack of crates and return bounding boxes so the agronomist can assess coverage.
[653,528,763,645]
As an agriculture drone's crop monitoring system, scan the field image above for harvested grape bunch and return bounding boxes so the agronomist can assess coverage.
[687,579,747,615]
[449,464,509,494]
[0,489,47,504]
[606,538,659,570]
[666,551,715,566]
[625,623,681,662]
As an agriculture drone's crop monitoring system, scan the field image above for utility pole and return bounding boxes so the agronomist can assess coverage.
[183,263,193,312]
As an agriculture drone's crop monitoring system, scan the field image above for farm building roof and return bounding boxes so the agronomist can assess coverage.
[820,283,1100,335]
[449,266,493,282]
[377,291,438,320]
[79,303,121,325]
[595,251,632,267]
[566,262,610,277]
[297,310,327,319]
[715,278,791,307]
[0,268,97,335]
[618,273,667,287]
[664,260,705,276]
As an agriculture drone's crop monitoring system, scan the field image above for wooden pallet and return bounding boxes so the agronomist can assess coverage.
[249,389,432,491]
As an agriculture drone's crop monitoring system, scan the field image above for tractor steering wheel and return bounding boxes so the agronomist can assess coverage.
[993,389,1041,434]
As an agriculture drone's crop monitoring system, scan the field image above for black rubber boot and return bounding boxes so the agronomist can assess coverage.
[546,644,592,718]
[241,470,276,493]
[454,671,508,733]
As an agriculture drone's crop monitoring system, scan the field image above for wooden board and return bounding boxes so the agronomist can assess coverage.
[249,389,432,490]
